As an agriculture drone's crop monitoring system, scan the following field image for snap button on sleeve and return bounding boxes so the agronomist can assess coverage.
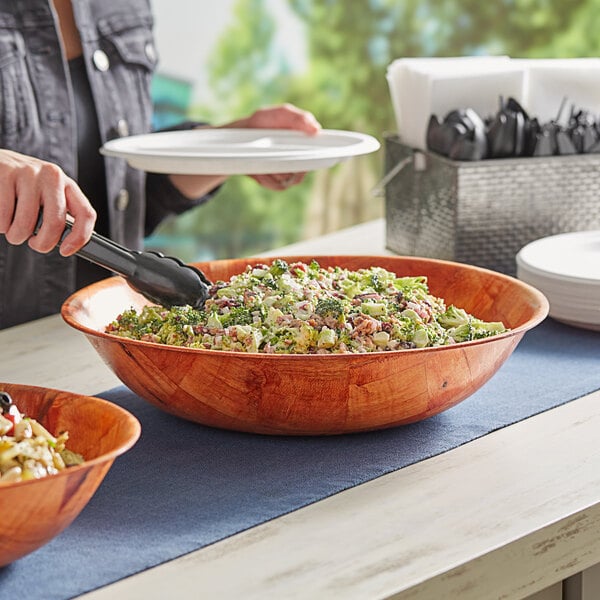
[115,189,130,211]
[117,119,130,137]
[144,42,157,63]
[92,49,110,72]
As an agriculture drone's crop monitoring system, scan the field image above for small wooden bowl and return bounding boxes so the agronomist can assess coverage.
[62,256,548,435]
[0,383,140,566]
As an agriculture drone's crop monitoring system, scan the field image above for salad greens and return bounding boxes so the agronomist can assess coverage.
[106,259,508,354]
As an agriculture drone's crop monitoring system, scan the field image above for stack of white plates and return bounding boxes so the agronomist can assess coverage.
[516,230,600,332]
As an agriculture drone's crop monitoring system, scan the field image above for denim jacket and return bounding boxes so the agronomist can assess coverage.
[0,0,208,329]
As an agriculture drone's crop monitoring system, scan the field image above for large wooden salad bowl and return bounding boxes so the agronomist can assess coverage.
[61,255,548,435]
[0,382,140,566]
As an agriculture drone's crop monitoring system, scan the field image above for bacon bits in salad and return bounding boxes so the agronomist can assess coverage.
[106,259,509,354]
[0,392,84,483]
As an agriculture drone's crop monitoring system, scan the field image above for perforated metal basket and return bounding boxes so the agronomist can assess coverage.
[384,135,600,275]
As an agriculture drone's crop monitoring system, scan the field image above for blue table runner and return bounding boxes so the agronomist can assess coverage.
[1,318,599,599]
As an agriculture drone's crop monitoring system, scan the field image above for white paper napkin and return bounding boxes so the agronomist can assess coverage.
[386,56,525,150]
[516,58,600,124]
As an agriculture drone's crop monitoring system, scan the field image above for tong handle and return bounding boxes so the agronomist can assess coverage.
[34,215,137,277]
[63,221,137,278]
[34,214,211,308]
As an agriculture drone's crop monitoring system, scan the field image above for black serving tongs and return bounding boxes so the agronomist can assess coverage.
[42,218,212,309]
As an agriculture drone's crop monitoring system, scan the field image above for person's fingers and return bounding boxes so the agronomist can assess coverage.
[285,172,306,186]
[0,174,17,235]
[0,151,95,255]
[252,175,285,191]
[264,104,322,134]
[266,104,321,134]
[256,105,318,132]
[26,164,71,253]
[59,182,96,256]
[251,171,307,190]
[4,166,42,246]
[230,104,322,135]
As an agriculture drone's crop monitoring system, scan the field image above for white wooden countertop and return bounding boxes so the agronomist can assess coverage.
[2,218,599,600]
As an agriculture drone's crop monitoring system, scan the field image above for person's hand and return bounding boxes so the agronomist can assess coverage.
[0,149,96,256]
[222,103,322,191]
[227,103,321,133]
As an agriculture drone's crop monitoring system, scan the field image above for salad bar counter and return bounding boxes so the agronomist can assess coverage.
[1,219,600,600]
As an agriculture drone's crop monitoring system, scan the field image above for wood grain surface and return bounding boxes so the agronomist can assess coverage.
[61,255,548,435]
[0,382,140,566]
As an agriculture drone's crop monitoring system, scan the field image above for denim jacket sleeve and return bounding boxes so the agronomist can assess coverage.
[0,0,217,328]
[144,121,216,236]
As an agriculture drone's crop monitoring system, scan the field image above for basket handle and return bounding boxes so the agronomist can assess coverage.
[372,151,427,197]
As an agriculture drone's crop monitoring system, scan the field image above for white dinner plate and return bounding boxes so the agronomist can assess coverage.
[516,230,600,332]
[100,128,381,175]
[516,230,600,283]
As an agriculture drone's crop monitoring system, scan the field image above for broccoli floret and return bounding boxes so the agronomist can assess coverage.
[220,306,254,327]
[315,298,345,319]
[269,259,289,277]
[450,319,507,342]
[166,305,204,324]
[113,307,143,329]
[308,259,321,272]
[261,274,278,290]
[394,276,429,296]
[437,305,470,329]
[370,272,385,293]
[113,306,167,336]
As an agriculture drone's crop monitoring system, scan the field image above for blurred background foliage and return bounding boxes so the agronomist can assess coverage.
[146,0,592,261]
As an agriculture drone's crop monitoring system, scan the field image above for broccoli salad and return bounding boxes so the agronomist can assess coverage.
[106,259,509,354]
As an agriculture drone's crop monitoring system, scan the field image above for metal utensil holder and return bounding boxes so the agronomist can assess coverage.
[384,135,600,275]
